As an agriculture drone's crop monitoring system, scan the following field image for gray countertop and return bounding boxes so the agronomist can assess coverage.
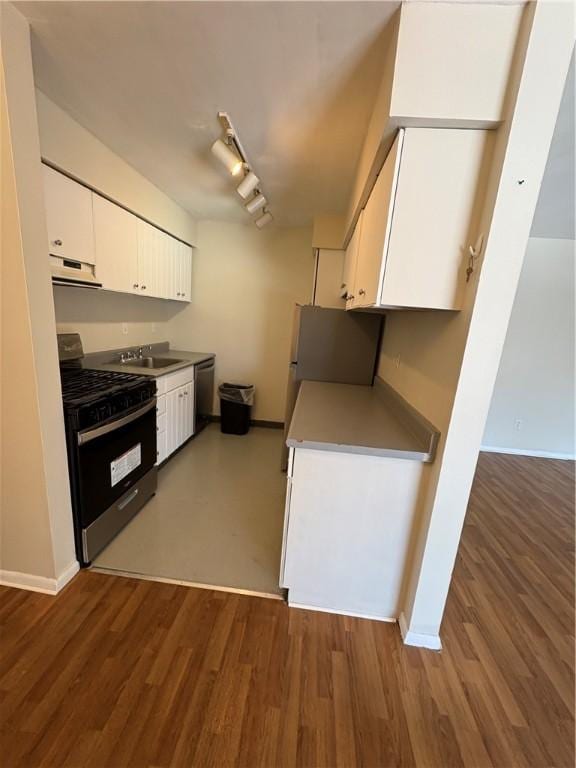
[83,342,214,378]
[287,379,439,462]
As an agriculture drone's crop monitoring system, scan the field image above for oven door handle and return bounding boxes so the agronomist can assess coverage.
[77,399,156,446]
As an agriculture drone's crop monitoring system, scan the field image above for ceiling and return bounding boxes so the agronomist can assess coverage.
[17,1,399,226]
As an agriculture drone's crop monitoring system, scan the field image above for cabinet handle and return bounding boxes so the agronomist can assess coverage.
[52,239,63,246]
[133,283,139,289]
[358,288,366,296]
[179,393,183,398]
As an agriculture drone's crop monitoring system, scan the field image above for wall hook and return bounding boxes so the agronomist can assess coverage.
[466,233,484,283]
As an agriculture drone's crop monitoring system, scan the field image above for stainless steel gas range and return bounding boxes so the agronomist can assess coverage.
[58,333,157,566]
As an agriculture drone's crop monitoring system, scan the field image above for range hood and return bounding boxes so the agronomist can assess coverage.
[50,255,102,289]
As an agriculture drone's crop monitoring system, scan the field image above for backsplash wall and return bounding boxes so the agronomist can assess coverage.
[53,286,182,353]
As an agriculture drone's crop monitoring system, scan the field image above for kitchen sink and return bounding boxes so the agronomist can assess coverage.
[121,356,184,369]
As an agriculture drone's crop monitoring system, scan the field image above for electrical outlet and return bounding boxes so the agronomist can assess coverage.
[122,323,128,335]
[394,354,401,369]
[151,322,157,334]
[514,419,523,431]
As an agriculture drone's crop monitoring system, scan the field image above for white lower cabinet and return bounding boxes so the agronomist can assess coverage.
[281,447,424,619]
[156,367,195,465]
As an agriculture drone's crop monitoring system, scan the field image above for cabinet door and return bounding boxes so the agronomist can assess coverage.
[166,388,181,456]
[177,243,193,302]
[313,249,345,309]
[93,196,138,293]
[165,237,179,300]
[43,165,95,265]
[137,220,160,297]
[353,131,403,308]
[154,230,171,300]
[181,380,195,440]
[381,128,488,310]
[343,210,363,309]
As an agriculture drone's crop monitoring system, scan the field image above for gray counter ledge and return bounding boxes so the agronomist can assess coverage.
[286,378,439,462]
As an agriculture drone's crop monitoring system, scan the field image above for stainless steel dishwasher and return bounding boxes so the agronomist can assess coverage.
[195,357,215,433]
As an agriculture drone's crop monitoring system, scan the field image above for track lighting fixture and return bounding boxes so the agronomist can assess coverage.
[212,111,274,227]
[245,193,267,215]
[211,138,243,176]
[236,171,260,199]
[255,210,273,229]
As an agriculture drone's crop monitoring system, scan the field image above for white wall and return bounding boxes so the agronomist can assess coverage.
[483,239,575,458]
[167,221,313,422]
[482,54,575,459]
[36,90,197,351]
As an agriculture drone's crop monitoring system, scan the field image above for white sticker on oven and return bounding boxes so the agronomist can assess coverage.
[110,443,141,487]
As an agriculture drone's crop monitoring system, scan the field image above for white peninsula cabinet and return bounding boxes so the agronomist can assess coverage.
[281,380,439,620]
[155,366,195,464]
[348,127,489,311]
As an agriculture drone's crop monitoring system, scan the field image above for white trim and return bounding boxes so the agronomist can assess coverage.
[56,560,80,591]
[0,560,79,595]
[481,445,575,461]
[288,600,396,623]
[90,566,284,601]
[399,612,442,651]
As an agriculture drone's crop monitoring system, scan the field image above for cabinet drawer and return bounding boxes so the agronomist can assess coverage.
[156,394,166,415]
[164,365,195,392]
[156,412,167,433]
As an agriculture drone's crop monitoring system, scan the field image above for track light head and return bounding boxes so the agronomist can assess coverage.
[245,193,267,215]
[211,138,243,176]
[236,171,260,199]
[255,210,273,229]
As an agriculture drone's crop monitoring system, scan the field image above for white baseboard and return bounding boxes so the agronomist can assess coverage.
[56,560,80,591]
[288,598,396,623]
[399,612,442,651]
[481,445,575,461]
[0,560,79,595]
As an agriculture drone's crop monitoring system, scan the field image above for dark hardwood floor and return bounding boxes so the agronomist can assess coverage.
[1,453,574,767]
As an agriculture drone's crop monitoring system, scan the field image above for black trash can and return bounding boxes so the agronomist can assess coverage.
[219,383,255,435]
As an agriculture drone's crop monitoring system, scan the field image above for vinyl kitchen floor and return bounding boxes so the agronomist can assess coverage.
[92,424,286,597]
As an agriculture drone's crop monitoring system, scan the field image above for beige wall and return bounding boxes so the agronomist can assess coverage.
[1,3,76,583]
[36,90,196,244]
[53,287,180,354]
[483,237,575,458]
[167,221,313,421]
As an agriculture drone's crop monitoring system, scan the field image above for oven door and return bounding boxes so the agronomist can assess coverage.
[76,399,157,530]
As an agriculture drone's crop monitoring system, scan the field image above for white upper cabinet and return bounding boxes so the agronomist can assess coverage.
[352,134,402,309]
[43,164,96,265]
[312,249,346,309]
[136,220,160,297]
[43,164,193,302]
[177,243,193,302]
[343,210,363,308]
[93,195,138,293]
[350,127,488,312]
